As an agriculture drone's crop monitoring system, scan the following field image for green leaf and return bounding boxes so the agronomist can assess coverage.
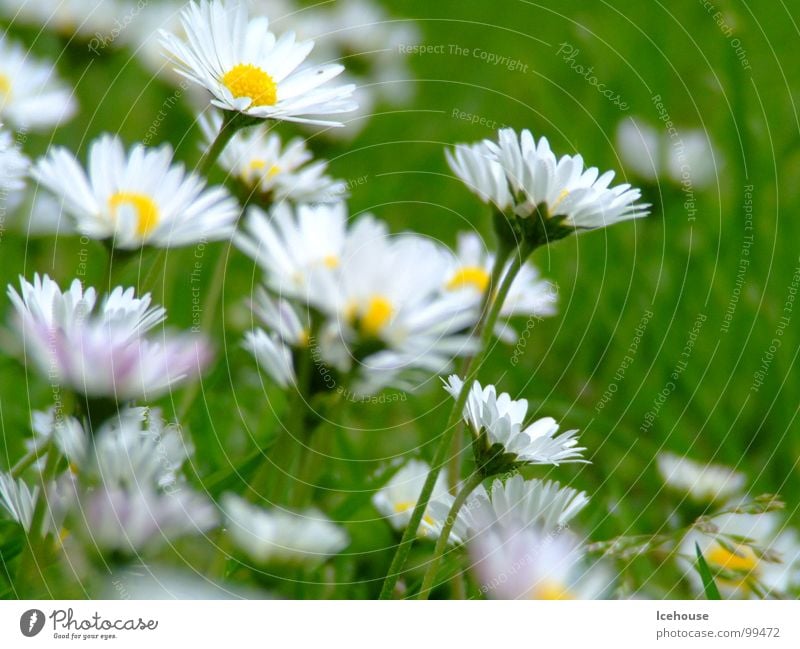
[694,542,722,600]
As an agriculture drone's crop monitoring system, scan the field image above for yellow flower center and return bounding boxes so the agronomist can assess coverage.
[706,544,759,574]
[446,266,491,293]
[394,501,436,530]
[323,255,340,269]
[222,64,278,108]
[530,580,574,600]
[243,158,280,183]
[359,296,394,337]
[0,73,11,99]
[297,329,310,348]
[108,192,160,237]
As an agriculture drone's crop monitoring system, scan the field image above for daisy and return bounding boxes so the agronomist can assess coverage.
[681,512,800,599]
[235,202,350,300]
[444,376,585,466]
[243,289,310,388]
[87,408,190,491]
[200,111,346,203]
[372,460,450,539]
[469,520,612,600]
[443,232,557,341]
[616,117,718,188]
[32,134,240,249]
[305,222,476,393]
[0,472,38,532]
[80,484,218,554]
[0,125,29,212]
[0,0,123,39]
[0,36,77,131]
[8,274,212,401]
[450,128,650,231]
[68,406,216,554]
[222,494,349,566]
[160,0,357,126]
[657,452,746,504]
[29,408,87,468]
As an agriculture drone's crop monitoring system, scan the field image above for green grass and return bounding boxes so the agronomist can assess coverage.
[1,0,799,598]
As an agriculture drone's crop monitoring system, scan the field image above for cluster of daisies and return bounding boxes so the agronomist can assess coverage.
[0,0,797,601]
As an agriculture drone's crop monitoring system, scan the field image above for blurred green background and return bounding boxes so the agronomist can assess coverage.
[1,0,799,597]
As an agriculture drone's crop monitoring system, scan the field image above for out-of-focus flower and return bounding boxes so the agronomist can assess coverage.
[372,460,450,539]
[199,112,345,203]
[160,0,357,126]
[0,125,29,214]
[81,485,218,554]
[32,134,239,249]
[222,494,349,566]
[0,37,76,130]
[443,232,557,341]
[430,475,606,599]
[8,274,212,401]
[681,512,800,599]
[615,117,719,189]
[443,376,585,467]
[0,0,123,39]
[657,452,746,505]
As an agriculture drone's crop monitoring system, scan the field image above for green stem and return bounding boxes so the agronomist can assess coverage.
[11,438,52,478]
[16,446,62,598]
[198,114,238,177]
[417,472,484,599]
[447,243,513,493]
[379,240,535,599]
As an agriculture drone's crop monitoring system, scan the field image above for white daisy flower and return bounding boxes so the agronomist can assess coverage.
[444,232,557,341]
[452,128,650,230]
[250,287,309,348]
[443,376,585,466]
[235,202,350,300]
[0,472,38,532]
[222,493,349,566]
[0,0,124,39]
[0,125,29,216]
[306,222,476,392]
[469,520,612,600]
[616,117,718,188]
[432,474,589,544]
[160,0,357,126]
[681,512,800,599]
[200,111,346,203]
[8,274,212,401]
[0,36,76,131]
[29,408,87,469]
[32,134,240,249]
[80,484,218,554]
[87,408,190,491]
[657,452,746,504]
[372,460,450,539]
[243,328,296,389]
[446,141,513,211]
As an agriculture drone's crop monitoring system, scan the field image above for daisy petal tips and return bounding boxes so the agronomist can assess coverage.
[159,0,358,126]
